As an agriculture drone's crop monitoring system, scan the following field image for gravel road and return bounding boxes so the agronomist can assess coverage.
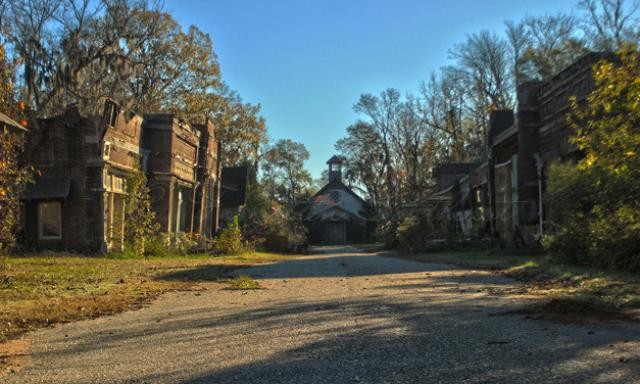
[5,247,640,383]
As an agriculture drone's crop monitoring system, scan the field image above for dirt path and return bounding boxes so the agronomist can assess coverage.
[5,247,640,383]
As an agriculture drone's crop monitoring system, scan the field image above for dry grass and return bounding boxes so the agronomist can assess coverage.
[0,252,287,344]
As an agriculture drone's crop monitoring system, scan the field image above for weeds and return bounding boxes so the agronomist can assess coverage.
[224,275,263,290]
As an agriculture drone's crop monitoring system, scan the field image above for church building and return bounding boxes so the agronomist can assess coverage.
[301,156,375,245]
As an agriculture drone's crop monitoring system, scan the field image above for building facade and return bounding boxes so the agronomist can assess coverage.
[21,101,143,252]
[302,156,375,245]
[192,120,220,240]
[422,52,613,245]
[142,114,201,237]
[18,103,224,253]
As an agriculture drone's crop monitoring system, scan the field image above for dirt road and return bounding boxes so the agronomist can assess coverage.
[6,247,640,383]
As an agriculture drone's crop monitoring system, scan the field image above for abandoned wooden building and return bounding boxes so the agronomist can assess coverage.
[21,101,144,252]
[427,52,614,245]
[302,156,374,244]
[487,52,613,244]
[15,100,226,253]
[192,120,220,239]
[142,114,201,237]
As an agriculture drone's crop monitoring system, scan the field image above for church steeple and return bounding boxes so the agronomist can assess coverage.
[327,155,343,183]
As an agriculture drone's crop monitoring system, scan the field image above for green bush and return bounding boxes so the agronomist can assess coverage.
[212,216,245,255]
[396,209,441,252]
[544,162,640,271]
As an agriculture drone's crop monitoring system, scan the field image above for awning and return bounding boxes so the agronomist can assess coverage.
[22,178,71,200]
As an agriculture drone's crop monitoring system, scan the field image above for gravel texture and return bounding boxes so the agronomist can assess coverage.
[5,246,640,383]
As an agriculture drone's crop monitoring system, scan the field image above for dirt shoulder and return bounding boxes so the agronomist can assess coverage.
[392,249,640,323]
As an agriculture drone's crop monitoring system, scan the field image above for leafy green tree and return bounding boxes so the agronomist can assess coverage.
[262,139,313,207]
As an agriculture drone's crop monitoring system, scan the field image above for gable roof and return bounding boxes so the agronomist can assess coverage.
[305,204,367,222]
[304,179,374,221]
[312,179,369,207]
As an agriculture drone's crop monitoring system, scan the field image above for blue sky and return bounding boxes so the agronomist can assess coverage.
[166,0,579,178]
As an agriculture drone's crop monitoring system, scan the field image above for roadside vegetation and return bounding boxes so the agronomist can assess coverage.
[223,275,263,290]
[0,252,286,344]
[394,249,640,322]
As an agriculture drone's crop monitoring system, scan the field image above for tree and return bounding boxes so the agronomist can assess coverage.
[579,0,639,51]
[0,43,31,252]
[419,67,482,160]
[504,19,530,89]
[449,30,513,110]
[337,90,444,243]
[262,139,313,207]
[521,13,587,80]
[336,122,386,210]
[124,167,158,256]
[0,132,31,252]
[4,0,225,117]
[215,98,268,168]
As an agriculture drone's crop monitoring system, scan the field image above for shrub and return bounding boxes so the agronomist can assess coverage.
[212,216,245,255]
[124,168,159,256]
[544,162,640,270]
[396,208,441,252]
[0,131,32,252]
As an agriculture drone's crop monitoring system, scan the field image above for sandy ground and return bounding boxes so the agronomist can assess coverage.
[4,246,640,383]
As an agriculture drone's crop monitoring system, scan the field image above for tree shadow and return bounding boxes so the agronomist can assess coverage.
[157,264,242,282]
[24,282,640,383]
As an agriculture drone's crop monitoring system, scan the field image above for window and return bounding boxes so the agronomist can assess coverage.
[38,202,62,240]
[103,142,112,160]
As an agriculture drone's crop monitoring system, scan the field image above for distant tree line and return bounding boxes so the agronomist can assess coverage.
[336,0,640,243]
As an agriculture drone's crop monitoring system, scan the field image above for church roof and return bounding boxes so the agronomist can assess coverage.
[304,179,374,220]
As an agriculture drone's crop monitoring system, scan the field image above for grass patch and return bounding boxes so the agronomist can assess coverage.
[0,251,287,344]
[393,249,640,322]
[223,275,263,290]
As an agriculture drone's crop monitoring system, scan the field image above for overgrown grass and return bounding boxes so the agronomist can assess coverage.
[392,249,640,322]
[0,251,287,344]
